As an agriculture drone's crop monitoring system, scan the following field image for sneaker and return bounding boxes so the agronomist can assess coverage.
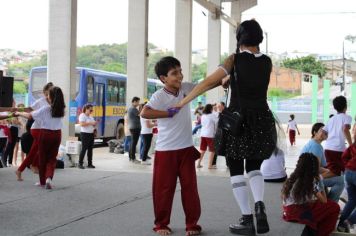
[337,220,351,233]
[146,156,152,160]
[87,164,95,169]
[78,164,85,169]
[45,178,52,189]
[34,182,45,187]
[255,201,269,234]
[229,214,256,235]
[131,159,140,164]
[141,160,151,165]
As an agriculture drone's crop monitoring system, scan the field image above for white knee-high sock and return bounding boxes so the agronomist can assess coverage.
[247,170,264,203]
[231,175,252,215]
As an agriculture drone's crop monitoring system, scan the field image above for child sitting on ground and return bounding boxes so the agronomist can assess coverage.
[282,153,340,236]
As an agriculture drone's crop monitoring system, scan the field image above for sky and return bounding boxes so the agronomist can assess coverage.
[1,0,356,55]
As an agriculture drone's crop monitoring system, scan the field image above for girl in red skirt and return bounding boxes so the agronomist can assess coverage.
[16,86,65,189]
[282,153,339,236]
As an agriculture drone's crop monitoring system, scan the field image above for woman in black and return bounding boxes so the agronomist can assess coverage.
[177,20,276,235]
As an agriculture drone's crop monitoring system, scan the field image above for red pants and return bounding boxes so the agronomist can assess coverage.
[18,129,40,172]
[325,149,344,176]
[289,130,296,145]
[153,146,201,233]
[283,200,340,236]
[38,129,61,185]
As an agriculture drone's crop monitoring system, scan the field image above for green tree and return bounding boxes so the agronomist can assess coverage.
[191,62,207,83]
[13,81,27,94]
[281,56,326,78]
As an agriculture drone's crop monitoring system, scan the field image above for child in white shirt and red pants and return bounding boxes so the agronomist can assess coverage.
[141,56,202,236]
[16,86,65,189]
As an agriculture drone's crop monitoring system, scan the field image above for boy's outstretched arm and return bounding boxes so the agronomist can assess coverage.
[140,106,179,119]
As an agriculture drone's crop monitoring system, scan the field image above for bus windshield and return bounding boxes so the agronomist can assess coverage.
[31,70,47,99]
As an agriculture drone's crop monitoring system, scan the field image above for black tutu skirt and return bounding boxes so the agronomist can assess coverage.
[225,108,277,161]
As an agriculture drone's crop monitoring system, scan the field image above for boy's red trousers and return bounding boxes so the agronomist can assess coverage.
[153,146,201,233]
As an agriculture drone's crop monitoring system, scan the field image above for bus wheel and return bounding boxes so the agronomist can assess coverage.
[116,123,125,141]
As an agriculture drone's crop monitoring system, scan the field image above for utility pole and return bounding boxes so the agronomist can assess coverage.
[264,32,268,54]
[342,40,346,95]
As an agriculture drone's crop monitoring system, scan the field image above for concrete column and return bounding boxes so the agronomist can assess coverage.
[48,0,77,142]
[127,0,148,104]
[228,1,241,54]
[206,0,222,104]
[174,0,193,82]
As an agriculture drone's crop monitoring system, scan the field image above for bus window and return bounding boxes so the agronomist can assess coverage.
[75,71,80,97]
[87,76,94,103]
[147,83,156,98]
[118,81,126,104]
[107,80,119,103]
[31,70,47,98]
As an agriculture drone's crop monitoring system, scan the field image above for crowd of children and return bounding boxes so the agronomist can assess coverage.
[282,95,355,235]
[1,83,65,190]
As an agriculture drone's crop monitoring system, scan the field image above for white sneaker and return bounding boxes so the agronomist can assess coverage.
[123,152,129,156]
[45,178,52,189]
[141,160,151,165]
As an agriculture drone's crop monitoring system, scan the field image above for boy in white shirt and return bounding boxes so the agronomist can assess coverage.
[140,56,202,236]
[286,114,300,146]
[323,95,352,177]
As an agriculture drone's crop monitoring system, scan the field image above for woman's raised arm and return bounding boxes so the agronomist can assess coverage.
[176,54,235,108]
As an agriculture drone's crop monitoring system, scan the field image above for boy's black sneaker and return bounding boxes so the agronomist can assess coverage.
[255,201,270,234]
[78,164,85,169]
[87,164,95,169]
[337,220,350,233]
[229,214,256,235]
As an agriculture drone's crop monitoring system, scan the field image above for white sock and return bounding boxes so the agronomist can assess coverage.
[231,175,252,215]
[247,170,264,203]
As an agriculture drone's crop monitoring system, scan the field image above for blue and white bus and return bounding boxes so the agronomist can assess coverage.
[28,66,163,141]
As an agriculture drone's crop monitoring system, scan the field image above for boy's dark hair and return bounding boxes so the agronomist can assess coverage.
[202,104,213,114]
[290,114,295,120]
[236,19,263,49]
[333,96,347,112]
[131,97,140,103]
[154,56,181,81]
[49,86,65,118]
[220,101,225,107]
[311,122,324,138]
[282,153,320,204]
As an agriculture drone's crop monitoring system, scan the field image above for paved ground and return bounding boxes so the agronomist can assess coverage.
[1,136,353,236]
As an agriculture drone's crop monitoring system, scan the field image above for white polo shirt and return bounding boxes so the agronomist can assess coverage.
[323,113,352,152]
[261,149,287,180]
[288,120,297,130]
[146,82,195,151]
[140,117,153,135]
[78,113,95,133]
[200,113,218,138]
[31,97,49,129]
[31,105,63,130]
